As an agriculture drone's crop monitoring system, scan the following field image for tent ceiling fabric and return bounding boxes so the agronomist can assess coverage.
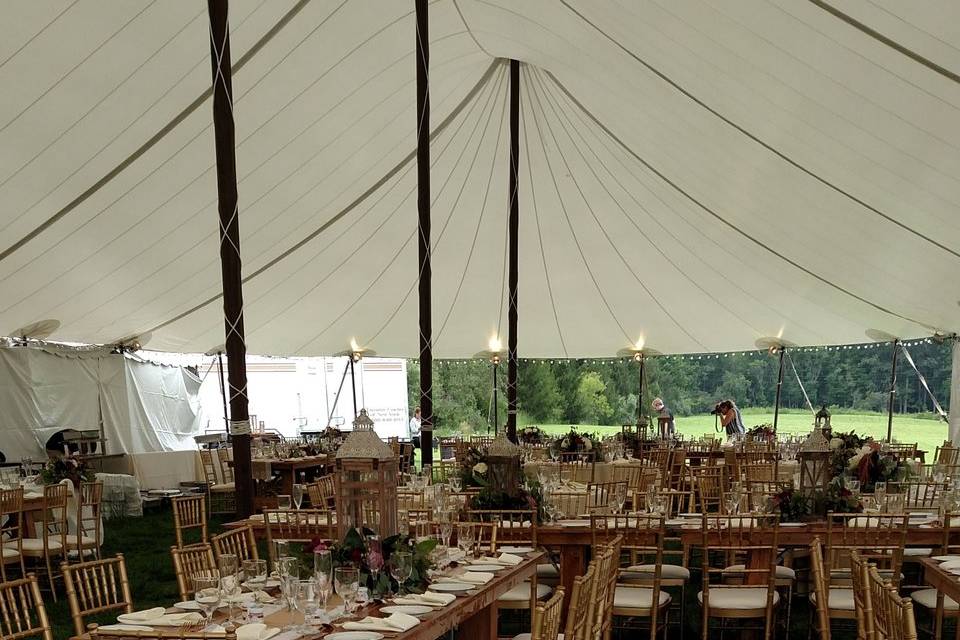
[1,0,958,358]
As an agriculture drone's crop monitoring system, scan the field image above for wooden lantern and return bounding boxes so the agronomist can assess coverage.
[486,432,521,497]
[334,409,398,538]
[798,425,832,493]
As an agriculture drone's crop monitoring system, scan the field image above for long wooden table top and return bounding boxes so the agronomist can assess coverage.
[70,552,543,640]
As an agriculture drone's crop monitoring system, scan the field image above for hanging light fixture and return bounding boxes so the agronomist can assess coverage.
[475,334,505,435]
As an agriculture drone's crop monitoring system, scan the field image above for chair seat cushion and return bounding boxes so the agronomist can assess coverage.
[66,535,98,548]
[911,588,959,611]
[17,538,63,551]
[613,585,671,610]
[622,564,690,581]
[514,635,565,640]
[210,483,235,493]
[1,546,19,559]
[699,587,780,610]
[809,587,856,611]
[537,563,559,578]
[723,564,796,580]
[903,547,933,557]
[498,582,553,602]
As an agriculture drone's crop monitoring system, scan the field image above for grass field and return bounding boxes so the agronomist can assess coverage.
[523,409,948,456]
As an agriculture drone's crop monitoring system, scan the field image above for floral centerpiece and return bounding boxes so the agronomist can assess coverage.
[828,430,911,492]
[40,454,93,488]
[550,428,595,456]
[467,482,544,523]
[458,446,489,489]
[746,424,775,443]
[304,527,436,596]
[769,481,863,522]
[519,426,546,446]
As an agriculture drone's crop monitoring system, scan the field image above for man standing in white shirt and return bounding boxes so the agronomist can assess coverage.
[408,407,421,467]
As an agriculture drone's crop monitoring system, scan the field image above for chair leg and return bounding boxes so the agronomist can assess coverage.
[45,555,57,602]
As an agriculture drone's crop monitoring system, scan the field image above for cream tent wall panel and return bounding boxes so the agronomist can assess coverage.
[1,0,958,357]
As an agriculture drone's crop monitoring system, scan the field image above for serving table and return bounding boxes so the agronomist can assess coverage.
[920,557,960,639]
[70,552,543,640]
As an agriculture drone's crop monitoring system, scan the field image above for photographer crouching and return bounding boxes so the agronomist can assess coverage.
[711,399,746,440]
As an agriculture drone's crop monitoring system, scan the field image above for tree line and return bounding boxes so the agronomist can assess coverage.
[407,341,952,431]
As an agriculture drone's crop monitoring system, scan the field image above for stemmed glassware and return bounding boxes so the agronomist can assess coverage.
[292,579,319,633]
[724,491,741,515]
[313,550,333,619]
[242,559,267,590]
[612,484,627,515]
[278,495,292,511]
[218,554,240,623]
[457,522,475,559]
[277,556,299,612]
[193,575,221,622]
[390,551,413,596]
[438,512,454,565]
[334,567,360,616]
[293,484,305,510]
[365,535,384,596]
[449,475,462,493]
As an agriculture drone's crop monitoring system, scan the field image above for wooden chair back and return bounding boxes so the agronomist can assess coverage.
[868,564,918,640]
[562,563,596,640]
[809,537,832,640]
[75,482,103,560]
[850,550,875,640]
[889,480,947,512]
[742,462,778,482]
[465,509,536,546]
[472,521,499,554]
[38,482,69,556]
[825,513,909,585]
[700,514,779,638]
[172,495,208,548]
[62,554,133,636]
[0,574,53,640]
[264,510,334,566]
[935,442,960,466]
[586,481,627,514]
[198,449,219,485]
[588,536,622,640]
[311,475,336,509]
[170,543,217,602]
[886,442,920,461]
[530,586,565,640]
[218,449,234,483]
[666,448,687,490]
[211,526,259,565]
[0,487,25,581]
[693,466,727,513]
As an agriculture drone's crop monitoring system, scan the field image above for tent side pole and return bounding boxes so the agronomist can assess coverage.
[207,0,252,517]
[886,339,899,442]
[416,0,433,467]
[773,347,785,434]
[507,59,520,444]
[217,351,229,431]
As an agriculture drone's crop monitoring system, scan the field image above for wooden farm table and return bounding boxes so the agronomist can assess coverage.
[231,455,334,495]
[920,557,960,640]
[71,552,543,640]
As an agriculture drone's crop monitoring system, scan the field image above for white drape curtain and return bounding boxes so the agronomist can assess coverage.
[950,340,960,445]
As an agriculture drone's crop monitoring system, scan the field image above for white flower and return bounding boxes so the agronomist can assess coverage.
[473,462,488,475]
[583,439,592,451]
[561,438,570,449]
[848,453,864,470]
[829,438,842,450]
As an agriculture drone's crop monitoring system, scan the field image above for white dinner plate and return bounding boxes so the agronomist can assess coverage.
[467,564,504,572]
[428,582,474,592]
[379,605,433,616]
[933,555,960,562]
[243,579,281,589]
[780,522,806,527]
[664,519,686,527]
[679,513,701,518]
[499,546,533,554]
[148,489,181,496]
[325,633,384,640]
[173,601,202,611]
[558,520,591,527]
[948,567,960,576]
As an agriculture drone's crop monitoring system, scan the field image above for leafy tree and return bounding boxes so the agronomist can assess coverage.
[573,371,612,424]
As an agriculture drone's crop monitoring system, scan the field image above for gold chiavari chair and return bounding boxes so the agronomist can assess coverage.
[170,543,216,602]
[0,487,25,582]
[528,586,565,640]
[62,554,133,637]
[68,481,103,561]
[198,449,235,515]
[612,466,656,510]
[809,537,834,640]
[935,442,960,466]
[218,448,234,484]
[849,550,876,640]
[21,482,68,599]
[667,448,688,492]
[172,494,207,549]
[463,509,547,610]
[264,509,334,568]
[397,487,427,511]
[699,513,780,640]
[471,435,494,449]
[743,462,779,483]
[431,461,461,484]
[890,480,948,513]
[586,481,628,514]
[693,466,727,513]
[909,510,960,638]
[589,536,623,640]
[825,513,909,586]
[211,525,259,566]
[869,564,919,640]
[594,514,671,640]
[0,574,53,640]
[886,442,921,462]
[88,624,237,639]
[558,562,596,640]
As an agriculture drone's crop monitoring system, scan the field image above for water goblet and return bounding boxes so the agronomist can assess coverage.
[313,550,333,618]
[292,484,305,510]
[457,522,475,559]
[292,578,319,633]
[334,567,360,616]
[365,535,385,595]
[277,495,292,510]
[242,559,267,591]
[390,550,413,596]
[449,475,462,493]
[193,575,221,621]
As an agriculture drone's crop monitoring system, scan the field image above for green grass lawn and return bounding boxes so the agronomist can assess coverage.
[525,409,948,457]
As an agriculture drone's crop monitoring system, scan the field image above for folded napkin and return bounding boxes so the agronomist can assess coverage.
[343,612,420,633]
[393,591,457,606]
[250,590,276,604]
[500,520,532,529]
[117,612,204,627]
[437,571,493,585]
[96,624,154,632]
[236,622,281,640]
[117,607,166,622]
[498,553,523,566]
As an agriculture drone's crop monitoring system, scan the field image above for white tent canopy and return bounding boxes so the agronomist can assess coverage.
[1,0,958,358]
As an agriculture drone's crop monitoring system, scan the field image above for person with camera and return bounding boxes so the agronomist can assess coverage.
[712,399,745,438]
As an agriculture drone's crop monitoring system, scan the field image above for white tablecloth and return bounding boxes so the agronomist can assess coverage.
[97,472,142,519]
[130,451,200,489]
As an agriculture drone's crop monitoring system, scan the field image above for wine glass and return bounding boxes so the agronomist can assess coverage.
[334,567,360,616]
[218,554,239,622]
[193,575,221,621]
[439,514,454,565]
[724,491,741,515]
[449,475,462,493]
[277,556,299,611]
[646,485,658,514]
[874,481,887,505]
[278,495,292,510]
[242,559,267,591]
[847,479,861,497]
[314,550,333,615]
[292,578,319,633]
[293,484,305,510]
[365,535,384,596]
[457,522,475,559]
[612,484,627,515]
[390,550,413,596]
